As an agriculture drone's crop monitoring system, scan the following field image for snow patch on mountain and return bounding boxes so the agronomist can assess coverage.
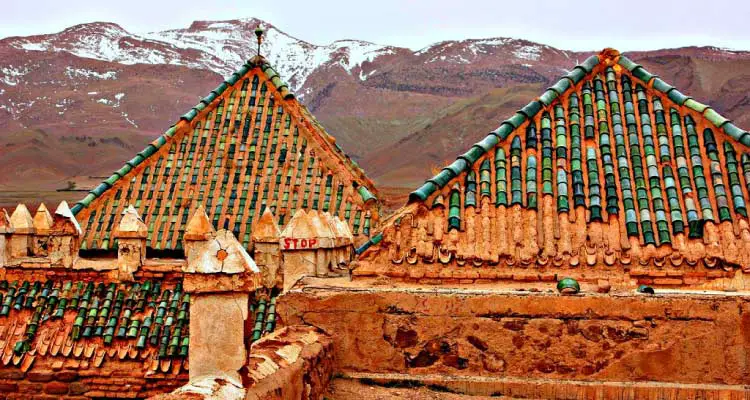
[1,65,31,86]
[65,67,118,80]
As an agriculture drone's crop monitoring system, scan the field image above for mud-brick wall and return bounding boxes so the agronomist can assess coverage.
[277,289,750,388]
[0,361,187,399]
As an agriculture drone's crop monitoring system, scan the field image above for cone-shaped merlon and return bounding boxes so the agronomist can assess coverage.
[187,229,259,274]
[10,204,34,233]
[53,201,82,235]
[115,205,147,238]
[251,208,280,243]
[334,215,354,245]
[308,210,335,240]
[280,209,308,238]
[33,203,53,232]
[184,205,215,240]
[0,208,12,233]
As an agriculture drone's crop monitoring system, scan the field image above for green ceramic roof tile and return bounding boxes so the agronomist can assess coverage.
[164,126,178,138]
[723,142,747,217]
[459,145,486,165]
[651,78,673,94]
[357,185,377,203]
[510,136,523,205]
[91,183,109,197]
[211,82,229,96]
[581,82,595,139]
[448,185,461,230]
[651,97,671,162]
[526,155,538,209]
[684,98,708,113]
[226,73,240,86]
[447,159,469,176]
[476,134,500,152]
[704,129,731,222]
[126,154,145,168]
[594,75,619,216]
[549,78,572,96]
[540,112,554,195]
[703,108,729,127]
[538,89,558,106]
[666,88,690,105]
[506,112,526,129]
[580,55,599,72]
[633,83,659,243]
[104,175,119,187]
[152,135,168,148]
[662,165,685,234]
[631,66,655,84]
[722,122,746,142]
[181,109,198,121]
[519,100,542,119]
[429,169,455,188]
[685,116,714,223]
[493,123,514,139]
[568,93,585,208]
[556,168,569,213]
[479,159,492,198]
[495,148,508,206]
[565,68,587,84]
[525,121,538,150]
[617,55,638,71]
[465,171,478,208]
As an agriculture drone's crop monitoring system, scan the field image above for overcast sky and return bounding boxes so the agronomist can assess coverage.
[1,0,748,52]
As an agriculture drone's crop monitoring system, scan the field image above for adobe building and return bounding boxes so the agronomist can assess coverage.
[0,30,749,399]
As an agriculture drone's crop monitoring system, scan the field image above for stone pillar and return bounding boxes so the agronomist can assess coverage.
[113,205,147,280]
[32,203,53,256]
[279,210,353,291]
[8,204,34,259]
[182,206,263,383]
[251,208,282,289]
[0,209,12,267]
[48,201,82,268]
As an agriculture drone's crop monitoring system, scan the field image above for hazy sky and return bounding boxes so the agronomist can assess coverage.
[2,0,748,51]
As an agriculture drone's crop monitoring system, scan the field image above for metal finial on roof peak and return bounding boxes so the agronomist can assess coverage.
[254,26,264,57]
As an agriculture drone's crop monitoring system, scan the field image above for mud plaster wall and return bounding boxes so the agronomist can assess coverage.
[277,289,750,386]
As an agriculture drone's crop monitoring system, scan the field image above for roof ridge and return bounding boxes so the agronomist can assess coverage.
[407,48,750,204]
[71,57,376,216]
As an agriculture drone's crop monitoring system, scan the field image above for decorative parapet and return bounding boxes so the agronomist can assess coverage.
[1,202,82,268]
[279,209,353,291]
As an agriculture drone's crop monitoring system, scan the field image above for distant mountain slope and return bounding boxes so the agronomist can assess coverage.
[1,18,750,208]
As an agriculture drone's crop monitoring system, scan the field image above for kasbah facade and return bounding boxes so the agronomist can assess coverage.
[0,28,749,399]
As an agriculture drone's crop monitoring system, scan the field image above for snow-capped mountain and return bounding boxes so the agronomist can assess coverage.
[3,18,401,93]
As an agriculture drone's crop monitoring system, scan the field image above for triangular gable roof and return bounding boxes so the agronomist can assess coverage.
[357,48,750,276]
[72,56,379,251]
